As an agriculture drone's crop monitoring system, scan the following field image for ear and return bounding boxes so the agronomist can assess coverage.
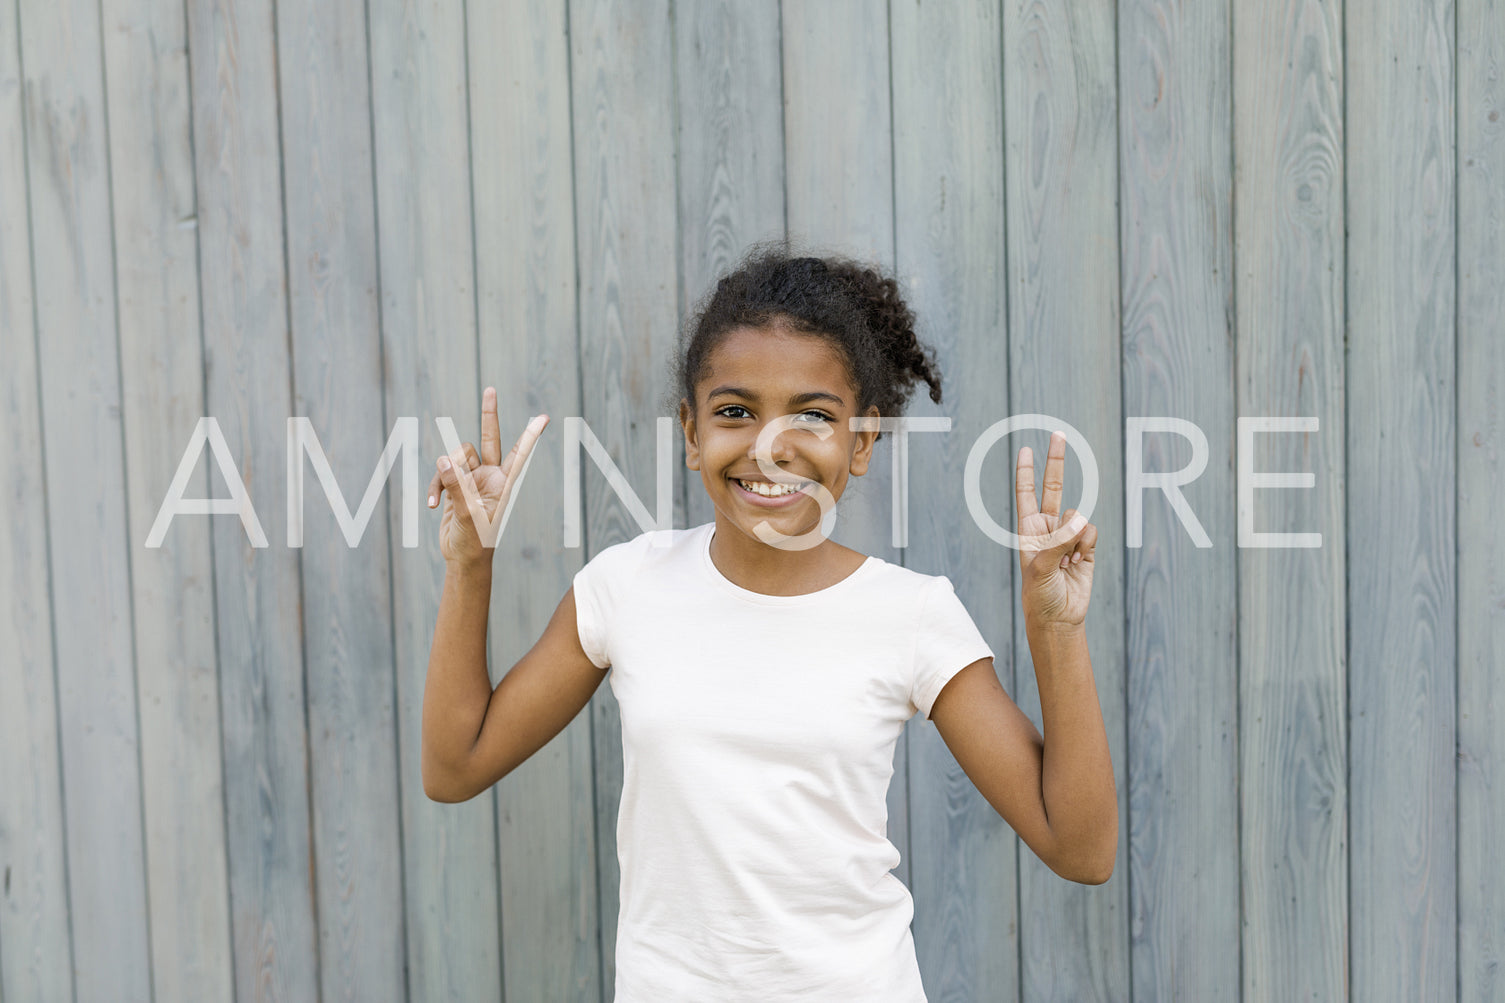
[848,404,881,477]
[679,399,700,470]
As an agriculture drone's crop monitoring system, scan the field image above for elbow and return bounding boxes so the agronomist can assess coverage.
[1069,853,1116,886]
[421,755,475,804]
[1050,848,1116,886]
[1047,817,1119,885]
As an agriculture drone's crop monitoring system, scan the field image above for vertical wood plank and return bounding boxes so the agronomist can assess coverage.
[1232,0,1349,998]
[1346,0,1458,997]
[889,2,1022,1000]
[675,0,786,531]
[567,1,681,995]
[367,0,506,998]
[274,0,405,997]
[1457,0,1504,998]
[780,0,898,566]
[780,0,913,886]
[995,0,1132,997]
[186,0,321,997]
[469,0,602,999]
[17,0,153,996]
[1116,0,1241,995]
[101,0,236,998]
[0,0,73,996]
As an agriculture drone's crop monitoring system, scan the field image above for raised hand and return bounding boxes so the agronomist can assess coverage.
[1015,430,1097,628]
[428,386,548,568]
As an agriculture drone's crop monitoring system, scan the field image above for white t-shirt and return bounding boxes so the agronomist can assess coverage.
[572,521,996,1003]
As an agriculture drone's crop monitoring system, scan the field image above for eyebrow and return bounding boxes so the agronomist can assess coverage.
[704,385,847,407]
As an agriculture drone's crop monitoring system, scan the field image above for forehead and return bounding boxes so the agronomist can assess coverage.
[697,326,855,398]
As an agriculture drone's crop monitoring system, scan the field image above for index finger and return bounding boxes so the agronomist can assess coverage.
[504,414,549,486]
[1015,445,1039,521]
[480,386,501,467]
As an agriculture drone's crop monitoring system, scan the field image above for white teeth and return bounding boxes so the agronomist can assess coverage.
[737,478,804,497]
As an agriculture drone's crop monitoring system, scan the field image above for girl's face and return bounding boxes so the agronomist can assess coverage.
[679,325,880,549]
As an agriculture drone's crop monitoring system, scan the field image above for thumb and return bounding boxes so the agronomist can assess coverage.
[1030,510,1087,563]
[438,455,481,528]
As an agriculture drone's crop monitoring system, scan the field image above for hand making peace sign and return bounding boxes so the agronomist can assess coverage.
[1015,430,1097,628]
[428,386,548,568]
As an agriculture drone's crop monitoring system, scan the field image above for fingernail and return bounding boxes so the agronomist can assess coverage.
[428,494,435,507]
[439,457,450,471]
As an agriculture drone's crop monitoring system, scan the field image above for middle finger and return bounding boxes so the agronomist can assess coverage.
[1040,430,1066,520]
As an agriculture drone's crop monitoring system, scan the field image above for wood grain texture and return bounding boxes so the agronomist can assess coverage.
[470,0,602,998]
[17,0,154,997]
[1457,1,1504,999]
[995,0,1132,997]
[0,1,73,997]
[367,0,507,999]
[101,0,236,998]
[274,0,405,998]
[676,0,785,535]
[889,1,1024,1000]
[1345,0,1458,998]
[186,0,320,997]
[567,1,682,995]
[780,0,916,888]
[1117,0,1242,996]
[1232,0,1349,999]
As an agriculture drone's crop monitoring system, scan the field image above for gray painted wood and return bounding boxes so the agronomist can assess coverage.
[1117,0,1242,997]
[186,0,321,998]
[367,0,506,999]
[17,0,154,998]
[469,0,603,998]
[9,2,1501,999]
[676,0,786,537]
[1345,0,1458,999]
[889,2,1024,1000]
[102,0,236,998]
[1232,0,1349,999]
[275,0,406,998]
[996,0,1131,997]
[0,2,72,997]
[781,0,915,890]
[566,1,682,996]
[1457,2,1504,999]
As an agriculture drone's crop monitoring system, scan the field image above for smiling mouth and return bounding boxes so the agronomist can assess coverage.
[733,477,809,498]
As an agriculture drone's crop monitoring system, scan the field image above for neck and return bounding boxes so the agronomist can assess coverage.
[707,517,863,596]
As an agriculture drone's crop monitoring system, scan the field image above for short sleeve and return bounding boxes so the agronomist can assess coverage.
[572,534,652,669]
[910,576,996,720]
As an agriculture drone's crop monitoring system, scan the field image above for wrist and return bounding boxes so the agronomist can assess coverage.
[1026,617,1085,639]
[445,557,494,585]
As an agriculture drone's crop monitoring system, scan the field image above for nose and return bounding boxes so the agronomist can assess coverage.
[748,419,798,466]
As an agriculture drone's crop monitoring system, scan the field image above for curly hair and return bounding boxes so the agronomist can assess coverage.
[669,238,942,441]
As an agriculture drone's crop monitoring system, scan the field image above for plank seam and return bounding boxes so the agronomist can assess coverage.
[94,0,158,994]
[361,0,412,997]
[1226,1,1244,999]
[178,0,239,994]
[1111,0,1134,992]
[268,0,324,995]
[557,3,604,998]
[11,0,79,997]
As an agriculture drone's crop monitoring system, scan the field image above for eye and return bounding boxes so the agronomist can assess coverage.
[714,404,751,419]
[795,409,834,423]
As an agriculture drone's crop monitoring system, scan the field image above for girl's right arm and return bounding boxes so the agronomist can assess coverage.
[421,566,606,803]
[420,388,607,802]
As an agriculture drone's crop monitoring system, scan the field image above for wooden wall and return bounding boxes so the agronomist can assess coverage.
[1,0,1499,1000]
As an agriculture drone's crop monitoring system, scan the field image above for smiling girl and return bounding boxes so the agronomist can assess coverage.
[420,243,1116,1002]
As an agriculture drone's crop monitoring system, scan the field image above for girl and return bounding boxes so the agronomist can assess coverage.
[420,244,1116,1002]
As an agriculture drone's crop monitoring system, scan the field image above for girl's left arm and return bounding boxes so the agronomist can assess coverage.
[929,432,1117,884]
